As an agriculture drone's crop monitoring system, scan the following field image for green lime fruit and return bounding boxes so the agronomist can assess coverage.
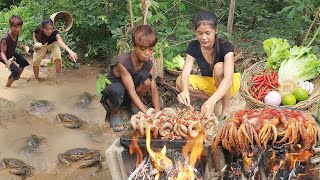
[292,88,308,102]
[282,94,296,106]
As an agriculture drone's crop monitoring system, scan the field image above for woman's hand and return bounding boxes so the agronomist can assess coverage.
[33,42,45,51]
[22,45,30,54]
[177,90,190,106]
[69,51,78,62]
[200,100,215,119]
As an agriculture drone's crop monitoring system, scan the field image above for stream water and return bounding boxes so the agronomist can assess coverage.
[0,61,115,180]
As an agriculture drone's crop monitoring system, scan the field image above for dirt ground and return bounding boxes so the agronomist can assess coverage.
[0,55,248,180]
[0,56,116,180]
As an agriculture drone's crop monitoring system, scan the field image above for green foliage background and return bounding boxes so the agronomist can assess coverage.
[1,0,319,63]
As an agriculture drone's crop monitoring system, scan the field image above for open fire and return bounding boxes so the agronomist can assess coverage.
[124,107,320,179]
[128,125,205,180]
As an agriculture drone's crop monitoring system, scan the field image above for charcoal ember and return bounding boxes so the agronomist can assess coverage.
[273,169,290,180]
[261,148,280,174]
[166,149,185,163]
[289,164,305,179]
[272,144,290,156]
[243,152,262,179]
[224,162,242,180]
[165,149,203,179]
[311,156,320,164]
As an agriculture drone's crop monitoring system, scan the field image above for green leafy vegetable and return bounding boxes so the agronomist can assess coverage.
[263,38,290,71]
[164,54,185,71]
[96,74,111,100]
[278,45,320,84]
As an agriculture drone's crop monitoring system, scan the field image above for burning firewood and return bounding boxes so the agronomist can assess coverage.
[128,125,205,179]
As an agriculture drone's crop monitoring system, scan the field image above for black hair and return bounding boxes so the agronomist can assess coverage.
[194,11,221,67]
[9,15,23,26]
[41,19,53,29]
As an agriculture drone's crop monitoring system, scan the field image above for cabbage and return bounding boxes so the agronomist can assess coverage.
[278,46,320,84]
[263,38,290,71]
[164,54,185,71]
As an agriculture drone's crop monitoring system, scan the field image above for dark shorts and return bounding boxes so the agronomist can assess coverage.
[100,69,151,110]
[1,53,29,80]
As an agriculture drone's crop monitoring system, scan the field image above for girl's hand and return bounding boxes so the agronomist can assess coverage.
[200,100,215,119]
[69,51,78,62]
[23,45,30,54]
[33,42,44,50]
[177,90,190,106]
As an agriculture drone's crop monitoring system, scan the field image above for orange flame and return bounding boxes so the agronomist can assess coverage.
[271,159,285,179]
[268,150,276,171]
[170,132,205,180]
[242,151,254,171]
[129,131,143,166]
[182,133,205,166]
[286,151,313,171]
[131,125,205,179]
[174,161,196,180]
[146,125,173,177]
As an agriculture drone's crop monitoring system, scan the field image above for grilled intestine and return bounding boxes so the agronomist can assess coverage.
[130,107,218,139]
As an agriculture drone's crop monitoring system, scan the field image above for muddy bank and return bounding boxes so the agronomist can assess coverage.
[0,61,116,180]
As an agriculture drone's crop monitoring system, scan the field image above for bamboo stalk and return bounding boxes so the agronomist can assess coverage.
[128,0,134,30]
[104,0,108,16]
[307,23,320,48]
[227,0,236,34]
[143,0,150,25]
[302,8,320,45]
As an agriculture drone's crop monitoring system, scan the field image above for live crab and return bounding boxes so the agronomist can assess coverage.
[58,148,105,173]
[1,158,34,180]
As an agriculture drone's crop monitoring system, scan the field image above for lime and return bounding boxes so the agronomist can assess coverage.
[282,94,296,106]
[292,88,308,102]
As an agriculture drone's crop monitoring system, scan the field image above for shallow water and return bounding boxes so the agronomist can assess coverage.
[0,63,116,179]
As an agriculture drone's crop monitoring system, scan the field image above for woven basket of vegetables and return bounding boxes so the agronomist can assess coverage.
[240,38,320,115]
[165,69,182,76]
[164,54,184,76]
[240,59,320,115]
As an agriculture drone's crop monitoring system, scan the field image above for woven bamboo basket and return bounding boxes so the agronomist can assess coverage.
[239,60,320,115]
[165,69,182,76]
[50,11,73,32]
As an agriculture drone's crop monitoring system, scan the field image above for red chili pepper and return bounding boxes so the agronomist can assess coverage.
[256,77,266,90]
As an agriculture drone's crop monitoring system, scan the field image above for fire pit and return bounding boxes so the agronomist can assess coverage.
[105,107,320,179]
[120,126,209,179]
[105,106,218,180]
